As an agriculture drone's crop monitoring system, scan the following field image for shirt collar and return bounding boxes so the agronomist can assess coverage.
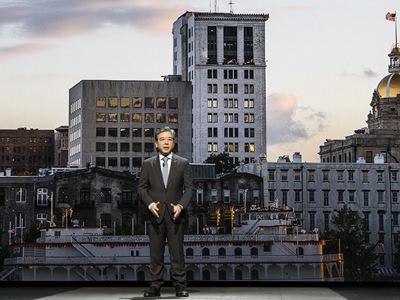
[159,152,173,161]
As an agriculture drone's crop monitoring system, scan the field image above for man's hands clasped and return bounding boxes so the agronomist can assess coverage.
[149,202,183,221]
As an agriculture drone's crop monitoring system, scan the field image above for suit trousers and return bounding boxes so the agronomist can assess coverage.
[148,211,186,289]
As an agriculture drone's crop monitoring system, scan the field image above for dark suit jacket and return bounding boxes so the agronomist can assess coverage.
[138,154,193,224]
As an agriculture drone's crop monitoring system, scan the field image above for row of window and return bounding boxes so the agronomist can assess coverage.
[269,189,398,205]
[0,155,52,163]
[95,127,178,138]
[96,157,143,168]
[0,137,52,144]
[195,189,260,205]
[207,143,255,153]
[208,128,255,138]
[0,146,52,153]
[96,142,178,153]
[268,169,397,183]
[70,98,81,114]
[207,84,255,94]
[207,98,254,108]
[207,69,255,79]
[96,112,178,123]
[96,97,178,109]
[207,113,255,123]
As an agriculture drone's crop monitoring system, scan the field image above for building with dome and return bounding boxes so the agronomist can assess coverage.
[319,45,400,163]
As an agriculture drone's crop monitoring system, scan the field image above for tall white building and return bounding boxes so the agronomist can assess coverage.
[173,12,269,164]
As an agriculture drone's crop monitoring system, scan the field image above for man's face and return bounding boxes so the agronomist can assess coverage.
[155,131,175,156]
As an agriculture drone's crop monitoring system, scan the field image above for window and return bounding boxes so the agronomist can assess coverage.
[295,190,301,202]
[391,171,398,182]
[96,142,105,152]
[108,97,118,107]
[132,97,142,108]
[253,190,260,203]
[96,97,106,107]
[337,170,344,181]
[244,84,254,94]
[379,212,385,231]
[323,170,329,182]
[244,69,254,79]
[223,26,237,64]
[96,127,106,137]
[323,190,329,206]
[120,128,130,137]
[120,113,130,122]
[132,128,142,137]
[224,113,238,123]
[294,170,301,181]
[223,69,238,79]
[144,97,154,108]
[363,190,369,206]
[377,171,384,182]
[108,157,117,167]
[308,170,315,182]
[244,113,254,123]
[207,113,218,123]
[96,113,106,122]
[100,188,112,203]
[96,157,105,167]
[364,212,370,231]
[132,143,142,152]
[209,128,218,138]
[309,190,315,202]
[144,128,154,138]
[223,190,231,203]
[393,212,399,226]
[120,97,130,108]
[132,157,142,167]
[211,189,218,203]
[282,190,288,206]
[348,190,355,202]
[348,170,354,182]
[37,188,48,206]
[337,190,344,203]
[207,98,218,108]
[224,98,238,108]
[108,113,118,122]
[392,191,398,202]
[244,143,255,152]
[244,128,254,138]
[108,143,117,152]
[268,170,275,181]
[324,212,330,231]
[218,247,226,257]
[223,84,238,94]
[244,99,254,108]
[378,190,384,203]
[120,157,129,167]
[132,113,142,122]
[120,143,129,152]
[309,212,316,231]
[269,190,275,202]
[362,170,369,183]
[156,113,166,123]
[169,97,178,109]
[37,213,48,222]
[196,189,203,206]
[244,26,253,64]
[207,143,218,152]
[207,26,217,64]
[169,113,178,123]
[144,113,154,123]
[156,97,166,109]
[144,143,154,152]
[16,188,26,203]
[207,84,218,93]
[224,143,238,152]
[100,213,112,228]
[207,69,218,79]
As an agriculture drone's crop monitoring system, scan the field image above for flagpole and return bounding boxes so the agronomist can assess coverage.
[396,11,398,46]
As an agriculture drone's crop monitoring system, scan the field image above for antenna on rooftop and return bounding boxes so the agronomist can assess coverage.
[229,0,234,14]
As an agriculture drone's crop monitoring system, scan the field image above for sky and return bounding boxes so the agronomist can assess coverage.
[0,0,399,162]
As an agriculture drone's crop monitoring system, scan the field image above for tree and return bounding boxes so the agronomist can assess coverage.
[204,152,238,174]
[322,206,378,281]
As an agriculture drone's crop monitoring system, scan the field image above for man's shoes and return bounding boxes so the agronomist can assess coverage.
[143,287,160,297]
[176,289,189,297]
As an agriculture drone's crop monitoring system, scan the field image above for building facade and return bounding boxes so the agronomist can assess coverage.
[68,79,193,173]
[172,12,268,164]
[319,45,400,163]
[54,126,69,167]
[0,128,54,175]
[239,157,400,272]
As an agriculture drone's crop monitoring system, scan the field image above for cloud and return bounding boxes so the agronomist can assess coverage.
[0,0,196,60]
[341,68,379,78]
[267,93,328,145]
[363,68,378,78]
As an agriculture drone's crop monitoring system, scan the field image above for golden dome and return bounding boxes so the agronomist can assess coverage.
[377,73,400,98]
[391,47,400,54]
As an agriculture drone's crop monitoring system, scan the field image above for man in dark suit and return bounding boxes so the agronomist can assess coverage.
[138,126,193,298]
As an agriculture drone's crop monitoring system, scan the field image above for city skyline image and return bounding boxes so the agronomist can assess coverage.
[1,0,399,161]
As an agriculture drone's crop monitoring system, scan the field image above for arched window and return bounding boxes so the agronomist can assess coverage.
[296,247,304,256]
[235,269,243,280]
[186,248,194,257]
[218,247,226,257]
[137,270,145,281]
[250,247,258,257]
[187,270,194,281]
[251,269,259,280]
[203,269,210,280]
[234,247,242,257]
[219,269,227,280]
[202,247,210,257]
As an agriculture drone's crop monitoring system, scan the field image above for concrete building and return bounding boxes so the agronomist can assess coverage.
[239,154,400,273]
[68,79,192,172]
[172,12,268,164]
[0,128,54,175]
[319,45,400,163]
[54,126,68,167]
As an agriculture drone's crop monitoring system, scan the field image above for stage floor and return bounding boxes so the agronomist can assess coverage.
[0,286,400,300]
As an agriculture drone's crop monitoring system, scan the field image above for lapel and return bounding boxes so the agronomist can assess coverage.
[167,154,178,189]
[152,155,164,188]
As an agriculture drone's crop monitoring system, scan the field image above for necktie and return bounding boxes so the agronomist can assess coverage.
[162,156,169,187]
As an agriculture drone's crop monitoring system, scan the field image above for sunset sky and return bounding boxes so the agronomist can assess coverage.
[0,0,399,162]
